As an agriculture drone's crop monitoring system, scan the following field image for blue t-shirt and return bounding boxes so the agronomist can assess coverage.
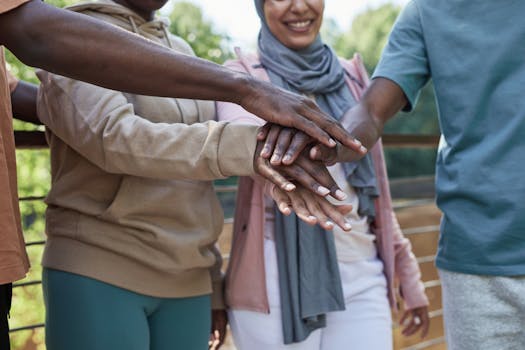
[373,0,525,275]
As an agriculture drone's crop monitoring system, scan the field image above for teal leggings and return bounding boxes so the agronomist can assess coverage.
[43,268,211,350]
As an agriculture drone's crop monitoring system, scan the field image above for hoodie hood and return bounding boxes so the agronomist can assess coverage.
[67,0,174,48]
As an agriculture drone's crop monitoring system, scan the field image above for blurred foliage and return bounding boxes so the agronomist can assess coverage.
[168,1,232,63]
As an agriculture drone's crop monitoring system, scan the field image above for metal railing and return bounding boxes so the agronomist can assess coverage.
[11,131,444,349]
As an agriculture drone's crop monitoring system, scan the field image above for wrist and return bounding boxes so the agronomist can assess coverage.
[231,72,257,106]
[341,104,384,150]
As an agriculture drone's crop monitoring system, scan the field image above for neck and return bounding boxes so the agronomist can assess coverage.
[112,0,154,21]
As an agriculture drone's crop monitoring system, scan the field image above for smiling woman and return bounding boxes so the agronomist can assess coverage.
[263,0,324,50]
[214,0,430,349]
[170,0,409,48]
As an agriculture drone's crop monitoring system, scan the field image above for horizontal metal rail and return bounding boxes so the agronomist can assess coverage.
[25,240,45,247]
[14,131,440,149]
[19,195,46,202]
[13,280,42,288]
[9,323,45,333]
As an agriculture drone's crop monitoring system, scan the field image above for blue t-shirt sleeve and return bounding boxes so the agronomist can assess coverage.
[372,0,430,111]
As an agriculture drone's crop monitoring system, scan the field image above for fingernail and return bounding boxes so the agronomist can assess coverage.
[271,155,280,164]
[284,183,296,191]
[326,220,334,228]
[353,139,362,147]
[329,138,337,147]
[344,223,352,231]
[360,145,367,154]
[335,190,347,200]
[280,205,291,215]
[308,215,317,221]
[317,186,330,196]
[283,155,292,163]
[261,147,270,156]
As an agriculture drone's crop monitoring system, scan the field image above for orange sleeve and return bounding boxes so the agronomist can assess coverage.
[0,0,30,14]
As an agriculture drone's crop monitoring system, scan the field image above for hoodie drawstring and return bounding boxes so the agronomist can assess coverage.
[128,15,139,34]
[162,24,173,49]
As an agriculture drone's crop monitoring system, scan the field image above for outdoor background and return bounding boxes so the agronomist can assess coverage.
[6,0,439,349]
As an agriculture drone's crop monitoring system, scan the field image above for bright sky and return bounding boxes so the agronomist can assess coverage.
[164,0,409,48]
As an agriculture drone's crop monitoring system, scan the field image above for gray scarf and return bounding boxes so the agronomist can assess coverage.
[254,0,379,344]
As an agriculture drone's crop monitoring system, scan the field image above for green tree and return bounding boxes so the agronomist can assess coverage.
[332,4,439,178]
[320,17,343,48]
[169,1,232,63]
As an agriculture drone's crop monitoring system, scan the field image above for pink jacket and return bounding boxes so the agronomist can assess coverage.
[216,48,428,313]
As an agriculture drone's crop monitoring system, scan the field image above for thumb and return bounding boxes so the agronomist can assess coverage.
[310,144,337,164]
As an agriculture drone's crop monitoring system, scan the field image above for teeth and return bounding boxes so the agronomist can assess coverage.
[288,20,311,28]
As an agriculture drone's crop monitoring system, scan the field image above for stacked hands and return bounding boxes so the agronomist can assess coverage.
[252,121,366,232]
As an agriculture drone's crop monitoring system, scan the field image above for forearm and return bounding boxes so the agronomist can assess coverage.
[335,78,408,162]
[37,72,258,180]
[0,1,250,104]
[10,80,40,124]
[209,244,225,310]
[393,215,428,309]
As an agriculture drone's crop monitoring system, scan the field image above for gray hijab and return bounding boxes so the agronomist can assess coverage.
[254,0,378,216]
[254,0,379,344]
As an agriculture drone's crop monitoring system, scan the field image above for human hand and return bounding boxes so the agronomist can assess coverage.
[400,306,430,339]
[310,142,365,165]
[256,123,367,166]
[270,182,353,231]
[241,80,364,151]
[254,139,347,200]
[209,309,228,350]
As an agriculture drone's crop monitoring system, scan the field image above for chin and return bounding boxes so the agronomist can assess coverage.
[287,38,316,50]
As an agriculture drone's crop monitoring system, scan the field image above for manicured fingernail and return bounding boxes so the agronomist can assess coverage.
[317,186,330,196]
[284,183,296,191]
[329,138,337,147]
[335,190,347,200]
[280,205,291,215]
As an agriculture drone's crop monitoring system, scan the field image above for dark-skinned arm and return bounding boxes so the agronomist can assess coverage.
[256,78,406,165]
[310,78,408,163]
[10,80,40,125]
[0,0,363,151]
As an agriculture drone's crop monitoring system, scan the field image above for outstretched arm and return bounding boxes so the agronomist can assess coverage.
[0,0,362,150]
[257,78,408,165]
[310,78,408,163]
[10,79,40,125]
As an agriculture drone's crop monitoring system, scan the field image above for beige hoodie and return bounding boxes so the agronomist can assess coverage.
[36,1,258,307]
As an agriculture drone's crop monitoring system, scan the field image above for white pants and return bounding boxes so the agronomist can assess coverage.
[229,239,392,350]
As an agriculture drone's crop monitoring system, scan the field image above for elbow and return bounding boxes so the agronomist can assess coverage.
[3,2,64,70]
